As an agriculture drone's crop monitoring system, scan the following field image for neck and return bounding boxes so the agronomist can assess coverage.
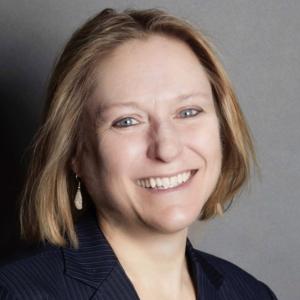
[97,215,192,294]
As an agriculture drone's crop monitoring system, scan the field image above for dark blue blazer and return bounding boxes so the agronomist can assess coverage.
[0,213,278,299]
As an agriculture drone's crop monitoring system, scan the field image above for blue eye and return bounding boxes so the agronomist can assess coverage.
[179,108,201,118]
[112,108,201,128]
[112,117,139,128]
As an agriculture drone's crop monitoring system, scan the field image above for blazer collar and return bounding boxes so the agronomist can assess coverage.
[63,211,224,296]
[186,239,224,299]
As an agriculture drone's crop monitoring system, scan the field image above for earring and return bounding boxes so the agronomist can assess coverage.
[74,175,83,210]
[215,202,223,216]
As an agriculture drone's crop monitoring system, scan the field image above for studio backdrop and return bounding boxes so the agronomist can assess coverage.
[1,1,299,299]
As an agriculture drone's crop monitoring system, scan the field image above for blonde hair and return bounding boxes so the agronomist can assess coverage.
[20,8,257,248]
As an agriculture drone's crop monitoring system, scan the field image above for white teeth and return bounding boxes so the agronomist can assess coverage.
[170,176,177,187]
[162,177,169,187]
[177,173,183,184]
[156,178,162,187]
[137,171,193,190]
[150,178,156,188]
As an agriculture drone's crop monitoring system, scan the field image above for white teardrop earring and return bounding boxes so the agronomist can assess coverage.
[215,202,223,216]
[74,175,83,210]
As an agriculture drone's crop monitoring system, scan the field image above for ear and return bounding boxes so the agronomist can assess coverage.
[71,135,84,176]
[71,143,83,177]
[71,120,88,177]
[71,156,80,176]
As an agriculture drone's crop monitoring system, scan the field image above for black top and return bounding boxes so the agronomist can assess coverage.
[0,212,278,299]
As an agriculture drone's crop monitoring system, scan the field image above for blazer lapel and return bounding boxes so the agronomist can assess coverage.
[63,212,224,300]
[186,239,224,299]
[62,212,140,299]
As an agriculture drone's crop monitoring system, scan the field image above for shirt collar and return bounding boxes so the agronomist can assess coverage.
[63,211,224,295]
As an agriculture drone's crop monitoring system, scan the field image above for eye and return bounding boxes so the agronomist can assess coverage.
[178,108,202,118]
[112,117,139,128]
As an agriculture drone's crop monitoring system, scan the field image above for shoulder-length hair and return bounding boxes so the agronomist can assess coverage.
[20,8,257,248]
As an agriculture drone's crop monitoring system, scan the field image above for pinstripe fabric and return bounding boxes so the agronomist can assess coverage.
[0,212,278,299]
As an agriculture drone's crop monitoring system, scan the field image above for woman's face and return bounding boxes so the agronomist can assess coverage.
[76,35,222,234]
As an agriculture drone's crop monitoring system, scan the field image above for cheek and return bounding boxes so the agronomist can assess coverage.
[99,131,145,176]
[182,118,222,159]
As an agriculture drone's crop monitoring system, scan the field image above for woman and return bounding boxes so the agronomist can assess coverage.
[0,8,277,300]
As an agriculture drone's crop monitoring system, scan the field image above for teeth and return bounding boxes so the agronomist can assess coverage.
[145,179,150,188]
[177,173,183,184]
[137,171,193,190]
[162,177,169,187]
[170,176,177,187]
[157,178,162,187]
[150,178,156,188]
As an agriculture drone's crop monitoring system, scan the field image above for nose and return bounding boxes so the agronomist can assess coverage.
[147,121,183,162]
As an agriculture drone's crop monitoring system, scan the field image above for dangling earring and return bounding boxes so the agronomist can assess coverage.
[215,202,223,216]
[74,175,83,210]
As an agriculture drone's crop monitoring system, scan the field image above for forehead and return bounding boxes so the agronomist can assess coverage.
[89,34,212,111]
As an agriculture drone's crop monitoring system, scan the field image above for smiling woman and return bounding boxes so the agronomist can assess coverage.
[77,34,224,239]
[0,8,277,300]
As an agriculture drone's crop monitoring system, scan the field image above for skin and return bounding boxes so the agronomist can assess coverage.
[73,34,222,299]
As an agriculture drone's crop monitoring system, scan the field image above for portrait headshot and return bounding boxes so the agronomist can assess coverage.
[1,1,299,299]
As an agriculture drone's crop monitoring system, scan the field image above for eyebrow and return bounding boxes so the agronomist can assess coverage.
[97,91,209,113]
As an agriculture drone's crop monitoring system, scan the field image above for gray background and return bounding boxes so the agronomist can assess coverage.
[1,0,299,299]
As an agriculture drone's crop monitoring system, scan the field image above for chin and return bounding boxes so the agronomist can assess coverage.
[147,209,199,234]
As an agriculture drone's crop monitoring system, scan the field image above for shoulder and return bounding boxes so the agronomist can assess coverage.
[193,249,278,299]
[194,248,257,279]
[0,243,65,299]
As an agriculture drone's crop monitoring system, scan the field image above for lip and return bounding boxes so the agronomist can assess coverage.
[137,169,198,193]
[138,169,198,180]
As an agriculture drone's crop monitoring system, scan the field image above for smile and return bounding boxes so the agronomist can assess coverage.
[136,169,198,190]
